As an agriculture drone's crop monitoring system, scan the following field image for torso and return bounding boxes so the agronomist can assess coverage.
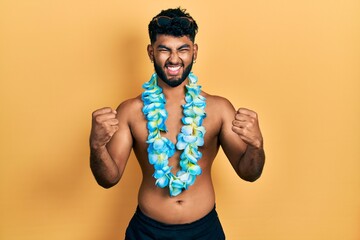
[125,91,225,224]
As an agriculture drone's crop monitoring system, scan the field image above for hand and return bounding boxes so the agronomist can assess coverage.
[232,108,263,149]
[90,107,119,150]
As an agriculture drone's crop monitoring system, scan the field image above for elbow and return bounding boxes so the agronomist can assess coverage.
[241,172,262,182]
[238,165,264,182]
[238,152,265,182]
[96,177,120,189]
[90,162,122,189]
[99,183,116,189]
[91,166,121,189]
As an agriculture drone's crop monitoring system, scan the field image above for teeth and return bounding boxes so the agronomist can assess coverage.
[167,66,181,71]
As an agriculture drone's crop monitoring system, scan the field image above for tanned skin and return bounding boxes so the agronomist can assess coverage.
[90,35,265,224]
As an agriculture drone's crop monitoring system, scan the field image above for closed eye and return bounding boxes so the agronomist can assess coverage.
[178,47,190,53]
[158,48,170,52]
[178,44,191,52]
[157,45,171,52]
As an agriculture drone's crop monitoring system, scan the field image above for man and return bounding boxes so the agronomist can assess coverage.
[90,7,265,240]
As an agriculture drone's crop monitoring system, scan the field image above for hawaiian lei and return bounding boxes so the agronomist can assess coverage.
[141,72,206,197]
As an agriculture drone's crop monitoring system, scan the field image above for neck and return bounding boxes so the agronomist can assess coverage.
[158,77,188,101]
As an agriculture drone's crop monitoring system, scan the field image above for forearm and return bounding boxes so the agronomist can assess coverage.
[238,145,265,182]
[90,146,120,188]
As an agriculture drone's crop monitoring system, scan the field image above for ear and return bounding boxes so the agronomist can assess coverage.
[147,44,154,62]
[193,43,198,62]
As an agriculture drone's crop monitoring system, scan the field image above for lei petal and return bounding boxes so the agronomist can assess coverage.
[182,135,197,143]
[142,72,206,197]
[169,177,184,196]
[188,164,202,175]
[195,136,204,147]
[182,117,193,125]
[156,176,169,188]
[153,138,165,151]
[181,125,193,135]
[175,134,188,150]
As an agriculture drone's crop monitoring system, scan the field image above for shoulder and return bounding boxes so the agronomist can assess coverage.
[115,95,143,121]
[202,91,235,112]
[116,94,142,111]
[202,91,237,129]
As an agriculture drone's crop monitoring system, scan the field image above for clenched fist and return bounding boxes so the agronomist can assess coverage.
[232,108,263,149]
[90,107,119,150]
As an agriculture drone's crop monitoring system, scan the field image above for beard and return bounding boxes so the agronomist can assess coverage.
[153,58,194,87]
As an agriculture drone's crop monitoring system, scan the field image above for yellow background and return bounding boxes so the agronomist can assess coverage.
[1,0,359,239]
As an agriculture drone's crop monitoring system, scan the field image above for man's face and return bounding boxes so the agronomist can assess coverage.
[147,35,198,87]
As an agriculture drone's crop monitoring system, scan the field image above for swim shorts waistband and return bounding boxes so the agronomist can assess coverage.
[134,205,218,231]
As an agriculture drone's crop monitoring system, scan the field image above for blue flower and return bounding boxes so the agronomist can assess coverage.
[169,177,184,197]
[153,138,165,151]
[182,117,193,125]
[176,171,197,189]
[155,176,169,188]
[176,133,198,150]
[154,166,171,188]
[181,125,193,135]
[188,164,202,175]
[181,145,202,163]
[149,152,169,170]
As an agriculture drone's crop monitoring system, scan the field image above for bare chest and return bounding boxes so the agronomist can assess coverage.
[130,100,221,155]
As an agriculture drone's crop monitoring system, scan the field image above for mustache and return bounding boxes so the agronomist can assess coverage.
[165,62,184,67]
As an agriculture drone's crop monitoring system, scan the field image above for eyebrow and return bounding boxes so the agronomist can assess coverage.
[157,44,191,50]
[178,44,191,50]
[157,45,171,50]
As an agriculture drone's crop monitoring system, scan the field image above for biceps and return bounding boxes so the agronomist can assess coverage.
[219,108,247,165]
[107,121,133,171]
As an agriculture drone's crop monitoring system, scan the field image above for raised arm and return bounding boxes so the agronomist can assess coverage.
[219,99,265,182]
[89,103,133,188]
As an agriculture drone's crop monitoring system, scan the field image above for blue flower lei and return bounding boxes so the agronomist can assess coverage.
[141,72,206,197]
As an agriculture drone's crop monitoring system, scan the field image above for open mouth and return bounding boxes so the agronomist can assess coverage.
[166,65,182,75]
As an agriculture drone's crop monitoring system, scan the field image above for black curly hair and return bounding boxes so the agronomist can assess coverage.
[148,7,198,44]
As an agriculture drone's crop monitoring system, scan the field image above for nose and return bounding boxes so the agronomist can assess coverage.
[168,51,181,65]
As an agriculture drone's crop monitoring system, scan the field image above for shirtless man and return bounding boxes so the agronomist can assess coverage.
[90,8,265,240]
